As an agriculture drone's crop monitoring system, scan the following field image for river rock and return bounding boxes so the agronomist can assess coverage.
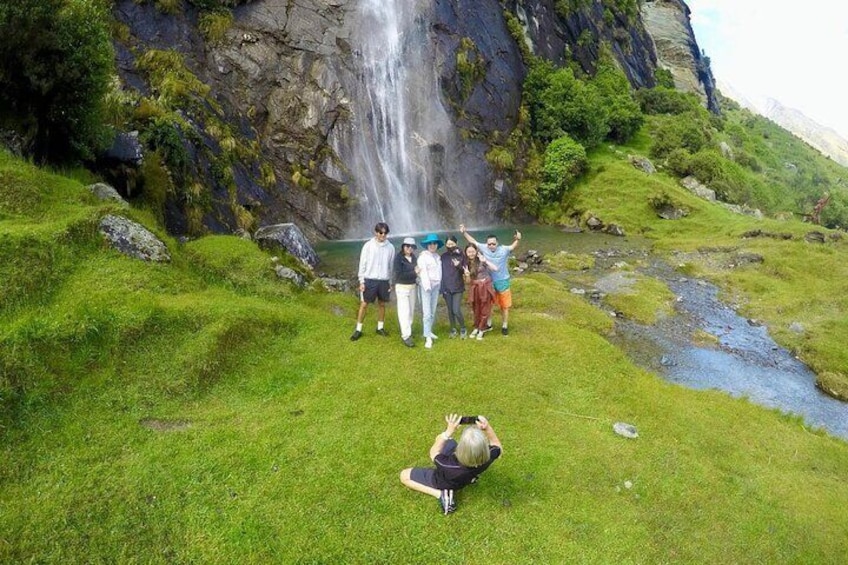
[99,215,171,262]
[255,223,319,268]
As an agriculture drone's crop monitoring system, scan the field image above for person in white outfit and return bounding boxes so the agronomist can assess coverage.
[350,222,395,341]
[417,233,443,349]
[393,237,419,347]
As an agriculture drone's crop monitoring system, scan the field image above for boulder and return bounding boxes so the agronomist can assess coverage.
[629,155,656,174]
[680,176,716,201]
[255,223,319,268]
[88,183,130,208]
[99,215,170,262]
[274,265,306,287]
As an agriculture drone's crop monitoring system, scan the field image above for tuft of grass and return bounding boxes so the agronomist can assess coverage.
[198,10,234,45]
[602,274,675,324]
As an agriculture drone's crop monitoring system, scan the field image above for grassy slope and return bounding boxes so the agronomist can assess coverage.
[2,151,848,563]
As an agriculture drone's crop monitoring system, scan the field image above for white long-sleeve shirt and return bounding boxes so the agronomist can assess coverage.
[358,237,395,284]
[417,250,442,291]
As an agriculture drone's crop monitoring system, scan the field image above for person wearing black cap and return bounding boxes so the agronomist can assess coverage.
[440,236,467,339]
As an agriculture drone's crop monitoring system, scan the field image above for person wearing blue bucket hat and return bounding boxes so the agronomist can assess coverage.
[417,233,443,349]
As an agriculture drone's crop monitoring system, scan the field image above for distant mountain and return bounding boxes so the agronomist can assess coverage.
[717,81,848,167]
[760,99,848,167]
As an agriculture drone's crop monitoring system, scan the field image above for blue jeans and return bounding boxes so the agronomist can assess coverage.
[421,283,441,338]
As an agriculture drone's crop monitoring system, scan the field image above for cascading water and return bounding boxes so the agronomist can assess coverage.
[334,0,460,237]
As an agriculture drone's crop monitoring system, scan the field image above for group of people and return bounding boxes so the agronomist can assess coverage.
[349,221,516,515]
[349,222,522,349]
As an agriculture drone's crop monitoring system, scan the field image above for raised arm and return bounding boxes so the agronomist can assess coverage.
[459,224,479,247]
[430,414,461,461]
[506,230,522,252]
[476,415,502,450]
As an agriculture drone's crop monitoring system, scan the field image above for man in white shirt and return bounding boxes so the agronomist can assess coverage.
[351,222,395,341]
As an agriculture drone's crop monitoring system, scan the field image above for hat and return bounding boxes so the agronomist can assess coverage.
[445,235,458,248]
[420,233,443,248]
[402,237,417,248]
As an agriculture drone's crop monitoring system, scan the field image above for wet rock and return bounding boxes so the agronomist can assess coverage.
[604,223,626,237]
[88,183,129,208]
[587,216,604,230]
[99,215,170,262]
[104,131,144,166]
[660,355,675,366]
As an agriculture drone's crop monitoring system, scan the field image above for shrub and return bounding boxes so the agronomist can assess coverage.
[0,0,114,163]
[665,147,692,177]
[653,68,675,89]
[525,62,609,147]
[539,135,587,204]
[636,87,701,115]
[649,113,712,159]
[591,59,643,143]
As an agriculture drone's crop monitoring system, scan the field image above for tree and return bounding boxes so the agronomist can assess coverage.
[0,0,114,163]
[591,60,643,143]
[539,134,587,204]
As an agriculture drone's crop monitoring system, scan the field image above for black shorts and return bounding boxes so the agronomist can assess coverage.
[361,279,390,303]
[409,467,437,488]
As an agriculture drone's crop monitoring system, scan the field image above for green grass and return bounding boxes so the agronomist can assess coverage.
[3,150,848,562]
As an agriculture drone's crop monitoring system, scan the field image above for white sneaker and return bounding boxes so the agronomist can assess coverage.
[469,329,479,338]
[425,337,433,349]
[476,332,483,341]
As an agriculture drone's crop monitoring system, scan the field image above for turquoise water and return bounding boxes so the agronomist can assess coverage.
[313,225,650,276]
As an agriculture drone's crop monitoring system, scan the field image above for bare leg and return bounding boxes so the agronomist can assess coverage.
[356,301,368,324]
[377,300,386,323]
[502,307,509,327]
[399,469,440,498]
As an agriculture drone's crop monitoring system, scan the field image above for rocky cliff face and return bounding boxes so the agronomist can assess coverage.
[111,0,717,240]
[640,0,718,111]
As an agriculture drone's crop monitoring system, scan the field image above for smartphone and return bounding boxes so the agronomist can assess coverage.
[459,416,478,425]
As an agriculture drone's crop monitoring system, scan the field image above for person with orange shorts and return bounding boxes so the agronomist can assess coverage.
[458,225,521,336]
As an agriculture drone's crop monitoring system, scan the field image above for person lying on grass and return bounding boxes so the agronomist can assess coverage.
[400,413,502,515]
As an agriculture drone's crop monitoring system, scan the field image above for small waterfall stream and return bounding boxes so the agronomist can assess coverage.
[335,0,454,236]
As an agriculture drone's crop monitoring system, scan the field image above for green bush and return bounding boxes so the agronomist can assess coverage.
[0,0,114,163]
[540,134,587,204]
[591,60,643,143]
[649,113,712,159]
[665,147,692,177]
[524,61,609,147]
[636,87,701,115]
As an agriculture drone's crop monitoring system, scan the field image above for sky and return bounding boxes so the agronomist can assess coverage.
[687,0,848,139]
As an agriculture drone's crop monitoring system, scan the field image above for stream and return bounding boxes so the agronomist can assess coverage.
[316,227,848,441]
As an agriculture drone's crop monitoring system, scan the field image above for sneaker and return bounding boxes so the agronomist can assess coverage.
[350,330,362,341]
[460,329,467,340]
[501,326,509,336]
[376,328,388,337]
[482,324,493,334]
[476,332,484,341]
[402,337,414,348]
[449,329,458,339]
[425,337,433,349]
[428,333,439,340]
[469,329,479,338]
[438,489,456,515]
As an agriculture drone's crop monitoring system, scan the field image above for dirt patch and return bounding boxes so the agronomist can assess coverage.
[139,418,192,432]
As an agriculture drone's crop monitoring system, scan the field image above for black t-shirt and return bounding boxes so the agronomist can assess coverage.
[433,445,502,490]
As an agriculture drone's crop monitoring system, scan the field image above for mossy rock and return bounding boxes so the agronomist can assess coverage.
[817,372,848,402]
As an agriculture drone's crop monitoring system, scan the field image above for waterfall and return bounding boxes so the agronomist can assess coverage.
[335,0,455,237]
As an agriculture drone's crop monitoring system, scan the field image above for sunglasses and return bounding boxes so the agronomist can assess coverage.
[487,242,497,246]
